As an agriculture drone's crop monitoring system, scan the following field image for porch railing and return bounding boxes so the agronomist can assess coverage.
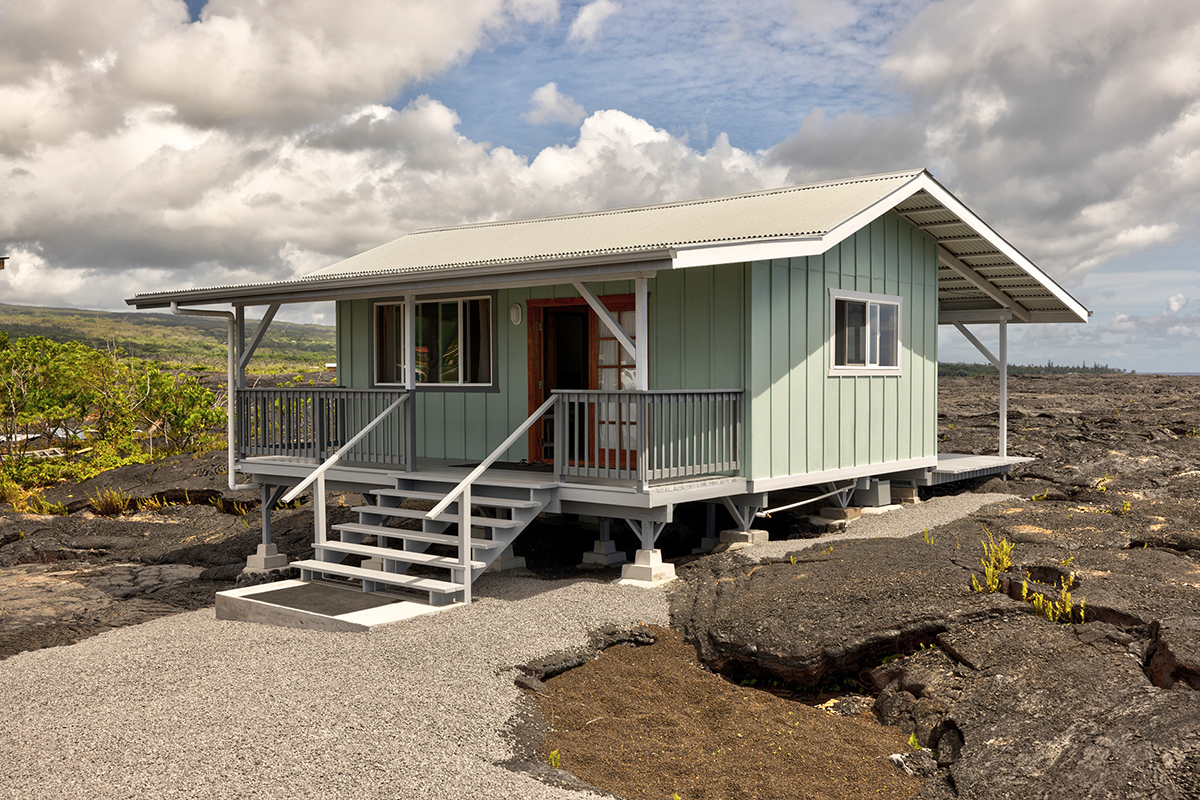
[554,389,742,483]
[237,387,410,466]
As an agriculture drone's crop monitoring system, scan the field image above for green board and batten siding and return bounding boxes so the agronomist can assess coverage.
[333,211,937,481]
[335,265,746,463]
[743,211,938,481]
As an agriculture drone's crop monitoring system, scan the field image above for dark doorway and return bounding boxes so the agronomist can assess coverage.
[540,309,589,462]
[545,309,589,391]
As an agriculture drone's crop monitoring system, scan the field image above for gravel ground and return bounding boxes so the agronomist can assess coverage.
[0,577,668,800]
[743,492,1018,563]
[0,493,1009,800]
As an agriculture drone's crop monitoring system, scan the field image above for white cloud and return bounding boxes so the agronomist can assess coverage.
[1168,292,1188,314]
[0,0,559,142]
[768,0,1200,286]
[0,95,784,311]
[569,0,621,43]
[523,82,586,126]
[789,0,857,35]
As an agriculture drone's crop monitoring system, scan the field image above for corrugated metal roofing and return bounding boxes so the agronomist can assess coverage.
[128,168,1088,323]
[304,169,924,279]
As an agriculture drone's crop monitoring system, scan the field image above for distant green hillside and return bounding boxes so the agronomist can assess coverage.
[0,303,335,373]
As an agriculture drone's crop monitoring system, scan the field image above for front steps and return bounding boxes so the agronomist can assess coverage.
[291,474,553,606]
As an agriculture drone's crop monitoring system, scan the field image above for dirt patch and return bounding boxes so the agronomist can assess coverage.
[530,626,921,800]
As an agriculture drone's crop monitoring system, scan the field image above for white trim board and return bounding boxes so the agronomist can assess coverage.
[745,456,938,494]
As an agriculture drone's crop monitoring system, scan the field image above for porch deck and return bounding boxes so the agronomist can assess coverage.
[883,452,1035,487]
[238,455,750,512]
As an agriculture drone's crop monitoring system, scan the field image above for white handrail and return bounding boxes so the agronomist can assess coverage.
[426,394,558,519]
[281,393,409,504]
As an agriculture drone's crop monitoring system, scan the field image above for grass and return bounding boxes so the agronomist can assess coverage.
[11,491,67,516]
[88,488,133,516]
[0,303,335,373]
[971,526,1013,594]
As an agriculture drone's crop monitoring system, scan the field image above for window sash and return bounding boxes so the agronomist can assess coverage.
[831,294,901,373]
[375,297,493,386]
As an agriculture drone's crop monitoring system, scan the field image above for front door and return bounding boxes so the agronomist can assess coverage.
[528,295,636,464]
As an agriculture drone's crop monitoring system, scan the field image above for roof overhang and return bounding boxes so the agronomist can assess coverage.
[128,251,673,310]
[127,170,1088,324]
[673,171,1089,324]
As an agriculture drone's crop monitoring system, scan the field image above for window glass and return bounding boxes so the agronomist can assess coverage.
[832,294,900,372]
[878,303,898,368]
[376,298,492,386]
[836,299,867,366]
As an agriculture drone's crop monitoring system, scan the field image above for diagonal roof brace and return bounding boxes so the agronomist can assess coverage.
[573,281,636,359]
[938,246,1031,323]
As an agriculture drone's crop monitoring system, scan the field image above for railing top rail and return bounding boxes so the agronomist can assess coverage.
[280,392,409,503]
[555,388,744,396]
[426,393,559,519]
[239,386,407,395]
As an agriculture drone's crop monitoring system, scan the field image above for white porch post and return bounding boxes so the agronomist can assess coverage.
[999,318,1008,459]
[404,293,417,472]
[634,276,648,391]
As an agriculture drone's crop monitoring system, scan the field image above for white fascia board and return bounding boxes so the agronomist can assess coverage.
[670,171,929,269]
[671,237,828,268]
[915,174,1090,323]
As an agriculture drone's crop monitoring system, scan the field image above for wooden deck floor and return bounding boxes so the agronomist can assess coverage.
[884,453,1035,486]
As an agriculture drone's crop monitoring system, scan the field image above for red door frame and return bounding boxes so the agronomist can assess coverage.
[527,294,634,464]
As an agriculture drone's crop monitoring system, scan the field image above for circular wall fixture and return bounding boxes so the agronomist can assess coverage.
[510,303,523,326]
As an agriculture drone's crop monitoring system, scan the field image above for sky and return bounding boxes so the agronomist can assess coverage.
[1,0,1199,372]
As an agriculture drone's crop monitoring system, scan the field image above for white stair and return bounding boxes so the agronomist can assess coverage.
[296,476,553,605]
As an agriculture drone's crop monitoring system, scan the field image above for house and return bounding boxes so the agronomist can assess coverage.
[126,169,1089,611]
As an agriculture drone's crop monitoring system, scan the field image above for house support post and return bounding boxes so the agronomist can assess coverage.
[693,503,720,553]
[634,276,648,392]
[618,519,674,585]
[581,518,628,567]
[171,303,238,491]
[999,318,1008,459]
[403,293,417,472]
[719,497,767,546]
[953,315,1011,460]
[247,483,289,570]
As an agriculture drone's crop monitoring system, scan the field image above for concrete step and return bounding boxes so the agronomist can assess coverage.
[333,522,507,550]
[351,506,519,529]
[315,539,485,571]
[369,489,540,510]
[293,559,464,595]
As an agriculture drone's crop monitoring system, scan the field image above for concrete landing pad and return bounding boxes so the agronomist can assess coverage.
[216,579,453,632]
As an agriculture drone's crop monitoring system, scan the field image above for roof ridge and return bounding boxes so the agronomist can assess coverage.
[407,168,927,237]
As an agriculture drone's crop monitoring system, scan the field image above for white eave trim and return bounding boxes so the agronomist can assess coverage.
[671,236,827,268]
[915,173,1089,323]
[671,171,1089,325]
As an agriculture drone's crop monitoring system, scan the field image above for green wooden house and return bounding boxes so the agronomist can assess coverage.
[128,169,1088,608]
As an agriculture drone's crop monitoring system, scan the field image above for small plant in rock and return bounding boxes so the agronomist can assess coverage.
[971,527,1013,594]
[137,494,171,512]
[13,491,67,516]
[1031,491,1049,501]
[548,749,561,769]
[1116,499,1132,516]
[88,487,133,516]
[1028,576,1085,624]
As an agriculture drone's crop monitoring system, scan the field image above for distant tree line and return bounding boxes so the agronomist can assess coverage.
[939,361,1128,378]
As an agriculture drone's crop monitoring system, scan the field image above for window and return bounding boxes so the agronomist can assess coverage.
[375,297,493,387]
[829,290,901,375]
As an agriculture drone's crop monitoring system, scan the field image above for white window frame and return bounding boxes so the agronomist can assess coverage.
[828,288,903,377]
[373,295,495,389]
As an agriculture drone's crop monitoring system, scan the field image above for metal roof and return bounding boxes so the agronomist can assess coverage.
[128,168,1088,323]
[303,169,923,280]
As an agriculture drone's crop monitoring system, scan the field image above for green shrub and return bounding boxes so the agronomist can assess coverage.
[0,335,226,490]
